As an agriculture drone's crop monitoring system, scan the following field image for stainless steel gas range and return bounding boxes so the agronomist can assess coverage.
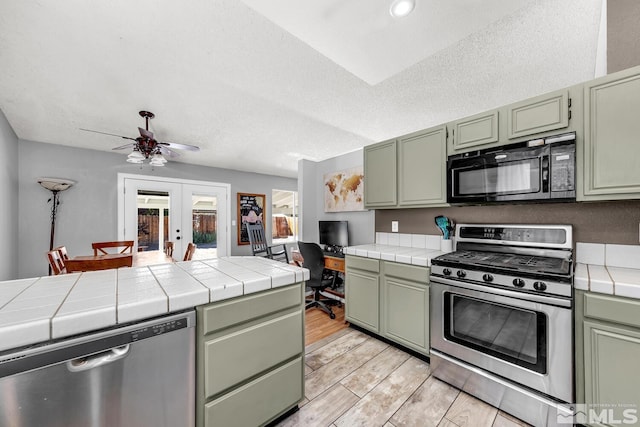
[429,224,574,427]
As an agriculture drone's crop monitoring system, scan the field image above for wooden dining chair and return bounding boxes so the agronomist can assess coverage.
[92,240,135,255]
[54,245,69,261]
[183,242,196,261]
[164,241,174,257]
[47,249,67,275]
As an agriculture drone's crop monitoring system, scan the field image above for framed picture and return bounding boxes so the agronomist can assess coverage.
[237,193,266,245]
[323,166,365,212]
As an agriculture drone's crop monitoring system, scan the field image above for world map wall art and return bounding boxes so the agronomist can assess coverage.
[323,166,365,212]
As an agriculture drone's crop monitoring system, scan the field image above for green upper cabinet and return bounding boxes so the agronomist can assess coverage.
[364,139,397,208]
[507,89,570,139]
[581,65,640,201]
[398,126,448,207]
[364,125,448,209]
[448,110,499,154]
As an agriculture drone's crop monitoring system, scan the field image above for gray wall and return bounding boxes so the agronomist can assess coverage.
[376,201,640,246]
[18,139,296,279]
[299,149,375,247]
[0,110,19,281]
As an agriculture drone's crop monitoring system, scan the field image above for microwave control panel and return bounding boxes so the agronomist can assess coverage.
[550,144,575,192]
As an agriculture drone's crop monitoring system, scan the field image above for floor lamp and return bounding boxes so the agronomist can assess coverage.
[38,178,75,275]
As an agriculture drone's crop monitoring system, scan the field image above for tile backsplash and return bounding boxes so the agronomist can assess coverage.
[576,242,640,269]
[376,232,442,250]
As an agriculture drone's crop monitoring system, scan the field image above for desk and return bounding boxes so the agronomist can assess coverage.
[292,249,345,299]
[323,254,345,274]
[291,250,345,273]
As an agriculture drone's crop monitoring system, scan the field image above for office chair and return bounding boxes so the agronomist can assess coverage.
[247,223,289,263]
[297,241,339,319]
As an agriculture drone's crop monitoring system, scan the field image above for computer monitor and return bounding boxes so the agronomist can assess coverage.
[318,221,348,249]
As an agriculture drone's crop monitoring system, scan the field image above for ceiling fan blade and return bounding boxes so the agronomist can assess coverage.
[138,127,154,139]
[159,141,200,152]
[80,128,137,141]
[159,146,181,158]
[112,143,136,151]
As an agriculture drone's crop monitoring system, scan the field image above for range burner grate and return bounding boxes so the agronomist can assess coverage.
[435,250,571,277]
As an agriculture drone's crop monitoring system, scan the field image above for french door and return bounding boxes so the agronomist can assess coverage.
[118,174,229,260]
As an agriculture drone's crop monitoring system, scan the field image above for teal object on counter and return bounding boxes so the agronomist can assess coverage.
[435,215,450,240]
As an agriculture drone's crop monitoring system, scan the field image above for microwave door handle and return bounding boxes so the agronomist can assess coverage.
[542,155,549,192]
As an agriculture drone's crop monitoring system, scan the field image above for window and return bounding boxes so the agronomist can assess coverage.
[272,190,297,243]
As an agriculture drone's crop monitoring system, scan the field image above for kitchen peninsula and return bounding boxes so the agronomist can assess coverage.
[0,257,308,427]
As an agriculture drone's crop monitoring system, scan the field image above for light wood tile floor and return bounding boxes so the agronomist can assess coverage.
[278,328,532,427]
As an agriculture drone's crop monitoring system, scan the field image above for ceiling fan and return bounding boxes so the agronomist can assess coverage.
[81,111,200,166]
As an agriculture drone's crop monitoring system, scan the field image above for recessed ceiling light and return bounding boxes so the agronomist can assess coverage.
[390,0,416,18]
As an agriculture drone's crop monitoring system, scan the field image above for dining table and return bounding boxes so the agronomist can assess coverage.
[131,250,175,267]
[67,250,174,272]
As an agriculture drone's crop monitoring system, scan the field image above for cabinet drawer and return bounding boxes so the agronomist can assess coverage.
[383,261,429,283]
[583,292,640,329]
[201,284,301,334]
[346,256,380,273]
[203,310,303,398]
[204,357,303,427]
[324,256,345,272]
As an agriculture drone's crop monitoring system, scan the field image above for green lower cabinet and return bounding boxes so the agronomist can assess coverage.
[381,273,429,355]
[345,256,380,332]
[576,291,640,427]
[196,284,305,427]
[345,256,430,354]
[204,358,303,427]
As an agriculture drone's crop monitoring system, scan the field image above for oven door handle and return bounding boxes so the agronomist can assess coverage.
[429,276,571,308]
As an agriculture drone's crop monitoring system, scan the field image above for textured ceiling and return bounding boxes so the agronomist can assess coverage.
[0,0,603,178]
[241,0,534,85]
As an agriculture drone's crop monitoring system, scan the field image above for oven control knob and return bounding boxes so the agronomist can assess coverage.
[533,281,547,291]
[513,278,525,288]
[456,270,466,278]
[442,268,452,276]
[482,274,494,282]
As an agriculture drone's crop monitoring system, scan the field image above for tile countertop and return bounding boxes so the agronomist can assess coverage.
[0,257,309,353]
[574,242,640,300]
[344,232,447,267]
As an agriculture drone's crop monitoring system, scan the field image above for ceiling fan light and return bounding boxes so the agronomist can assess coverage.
[126,157,144,164]
[149,154,166,167]
[390,0,415,18]
[127,149,144,160]
[152,153,167,163]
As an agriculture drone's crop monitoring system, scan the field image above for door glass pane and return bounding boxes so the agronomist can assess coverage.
[137,191,169,251]
[444,294,546,373]
[272,190,297,244]
[191,194,217,259]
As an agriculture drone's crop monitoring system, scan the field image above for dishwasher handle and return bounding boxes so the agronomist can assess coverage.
[66,345,131,372]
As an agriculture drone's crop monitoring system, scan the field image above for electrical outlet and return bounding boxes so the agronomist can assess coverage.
[392,221,399,233]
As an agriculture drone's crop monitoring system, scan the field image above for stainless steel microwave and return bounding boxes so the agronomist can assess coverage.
[447,132,576,204]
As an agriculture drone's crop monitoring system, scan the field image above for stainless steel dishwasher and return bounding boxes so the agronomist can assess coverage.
[0,310,195,427]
